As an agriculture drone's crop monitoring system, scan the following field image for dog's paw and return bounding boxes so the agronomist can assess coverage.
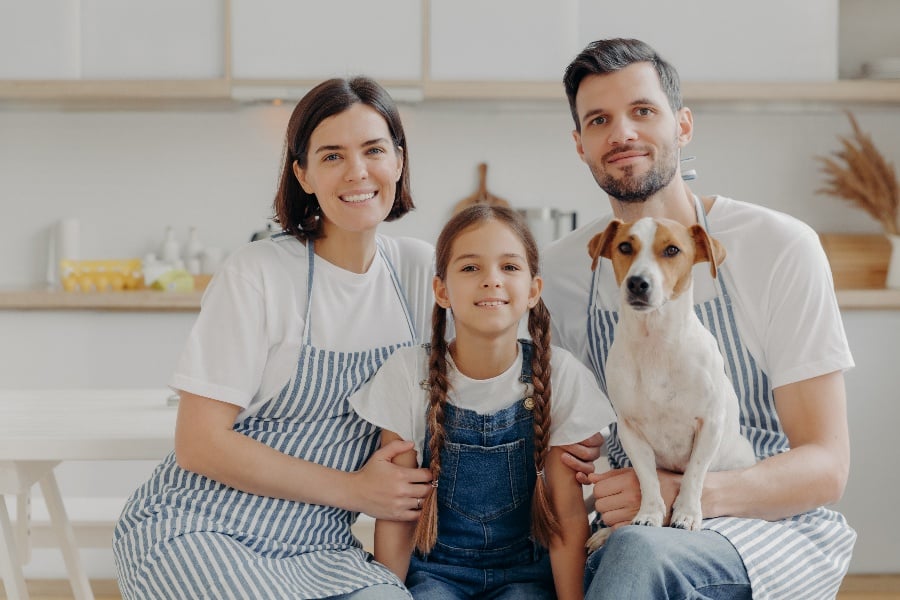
[670,510,703,531]
[586,528,611,552]
[632,510,664,528]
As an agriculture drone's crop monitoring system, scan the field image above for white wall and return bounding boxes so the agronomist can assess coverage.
[2,100,899,576]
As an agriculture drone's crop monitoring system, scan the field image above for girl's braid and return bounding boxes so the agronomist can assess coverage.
[413,303,451,553]
[528,298,561,547]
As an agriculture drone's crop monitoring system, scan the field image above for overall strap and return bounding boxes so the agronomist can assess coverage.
[302,239,315,343]
[517,339,534,384]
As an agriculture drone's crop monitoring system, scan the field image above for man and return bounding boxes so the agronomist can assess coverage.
[543,38,856,599]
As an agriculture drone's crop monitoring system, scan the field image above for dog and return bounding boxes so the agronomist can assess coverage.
[585,217,756,551]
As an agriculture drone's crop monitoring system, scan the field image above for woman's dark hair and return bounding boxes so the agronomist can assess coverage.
[563,38,683,131]
[414,204,560,553]
[273,76,414,241]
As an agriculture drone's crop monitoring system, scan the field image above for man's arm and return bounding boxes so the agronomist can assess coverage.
[586,371,850,526]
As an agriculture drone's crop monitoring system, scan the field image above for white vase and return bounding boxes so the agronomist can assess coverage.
[887,234,900,290]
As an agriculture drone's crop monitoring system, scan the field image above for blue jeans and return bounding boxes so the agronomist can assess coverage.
[327,584,411,600]
[584,526,752,599]
[407,550,554,599]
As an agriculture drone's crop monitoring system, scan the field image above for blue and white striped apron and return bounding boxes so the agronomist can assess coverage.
[587,199,856,600]
[114,240,417,599]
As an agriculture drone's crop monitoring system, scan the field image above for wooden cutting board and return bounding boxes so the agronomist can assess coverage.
[819,233,891,289]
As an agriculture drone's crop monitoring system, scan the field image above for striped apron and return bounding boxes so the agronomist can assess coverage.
[587,199,856,600]
[114,240,416,599]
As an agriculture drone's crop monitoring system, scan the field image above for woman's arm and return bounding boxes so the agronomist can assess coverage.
[587,371,850,526]
[547,447,589,600]
[174,391,432,520]
[373,430,420,581]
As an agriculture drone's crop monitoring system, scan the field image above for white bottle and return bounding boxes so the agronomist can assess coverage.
[185,226,204,261]
[160,226,180,265]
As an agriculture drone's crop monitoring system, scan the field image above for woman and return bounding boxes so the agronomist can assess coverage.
[113,77,434,599]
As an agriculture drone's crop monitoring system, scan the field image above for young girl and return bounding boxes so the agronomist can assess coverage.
[113,77,435,600]
[351,205,614,600]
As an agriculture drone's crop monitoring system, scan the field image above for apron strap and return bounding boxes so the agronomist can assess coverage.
[303,237,418,344]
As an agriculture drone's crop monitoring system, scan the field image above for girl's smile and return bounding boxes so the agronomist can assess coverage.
[434,219,542,346]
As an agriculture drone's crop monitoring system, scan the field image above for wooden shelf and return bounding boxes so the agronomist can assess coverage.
[0,289,202,312]
[1,287,898,312]
[682,79,900,104]
[835,288,900,310]
[0,79,230,100]
[3,78,900,107]
[423,79,900,104]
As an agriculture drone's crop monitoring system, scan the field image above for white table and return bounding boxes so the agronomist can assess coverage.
[0,389,177,600]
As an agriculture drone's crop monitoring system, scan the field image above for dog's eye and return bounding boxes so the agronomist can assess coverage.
[663,245,680,257]
[618,242,633,255]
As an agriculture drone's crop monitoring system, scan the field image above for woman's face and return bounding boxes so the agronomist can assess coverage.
[294,103,403,237]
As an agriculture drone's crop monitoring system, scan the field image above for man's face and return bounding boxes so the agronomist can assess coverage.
[572,63,692,203]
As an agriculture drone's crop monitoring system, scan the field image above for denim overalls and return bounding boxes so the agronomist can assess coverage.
[405,340,555,599]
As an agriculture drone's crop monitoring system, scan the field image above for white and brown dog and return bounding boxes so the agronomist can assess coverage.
[586,217,756,550]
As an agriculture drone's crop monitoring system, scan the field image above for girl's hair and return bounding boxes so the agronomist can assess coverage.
[414,204,560,552]
[273,76,414,241]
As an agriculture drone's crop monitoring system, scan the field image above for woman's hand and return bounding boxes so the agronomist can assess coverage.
[584,467,682,528]
[353,438,433,522]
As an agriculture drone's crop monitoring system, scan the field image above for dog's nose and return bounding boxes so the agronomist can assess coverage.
[626,275,650,297]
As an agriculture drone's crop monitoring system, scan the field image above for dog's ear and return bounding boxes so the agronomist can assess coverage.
[587,219,624,270]
[689,224,726,278]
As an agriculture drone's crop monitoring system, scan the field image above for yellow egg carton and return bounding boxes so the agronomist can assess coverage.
[60,258,144,292]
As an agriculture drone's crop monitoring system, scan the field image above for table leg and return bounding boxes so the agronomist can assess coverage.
[15,491,31,566]
[0,497,29,600]
[38,473,94,600]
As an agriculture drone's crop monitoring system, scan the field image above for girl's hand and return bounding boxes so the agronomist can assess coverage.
[353,439,433,521]
[584,467,681,528]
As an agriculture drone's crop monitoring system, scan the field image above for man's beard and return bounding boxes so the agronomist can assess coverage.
[591,142,679,203]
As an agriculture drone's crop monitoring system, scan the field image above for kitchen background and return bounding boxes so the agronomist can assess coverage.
[1,0,899,581]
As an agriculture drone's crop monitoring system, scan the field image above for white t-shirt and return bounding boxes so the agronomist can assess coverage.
[170,233,435,420]
[349,342,615,464]
[541,196,854,390]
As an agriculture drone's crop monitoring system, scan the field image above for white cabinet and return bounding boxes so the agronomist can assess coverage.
[0,0,223,81]
[80,0,224,79]
[577,0,838,82]
[230,0,422,81]
[0,1,80,79]
[429,0,579,81]
[839,0,900,79]
[1,0,899,104]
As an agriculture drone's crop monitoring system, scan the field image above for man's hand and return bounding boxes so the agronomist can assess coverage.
[559,432,605,483]
[585,467,682,528]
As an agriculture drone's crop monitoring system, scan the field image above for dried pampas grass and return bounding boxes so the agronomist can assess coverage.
[817,111,899,236]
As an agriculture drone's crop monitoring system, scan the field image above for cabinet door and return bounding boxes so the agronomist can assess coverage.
[80,0,224,79]
[429,0,579,81]
[231,0,422,80]
[577,0,838,82]
[0,1,80,79]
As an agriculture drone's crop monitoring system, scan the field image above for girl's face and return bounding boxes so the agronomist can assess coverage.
[294,103,403,237]
[434,219,542,342]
